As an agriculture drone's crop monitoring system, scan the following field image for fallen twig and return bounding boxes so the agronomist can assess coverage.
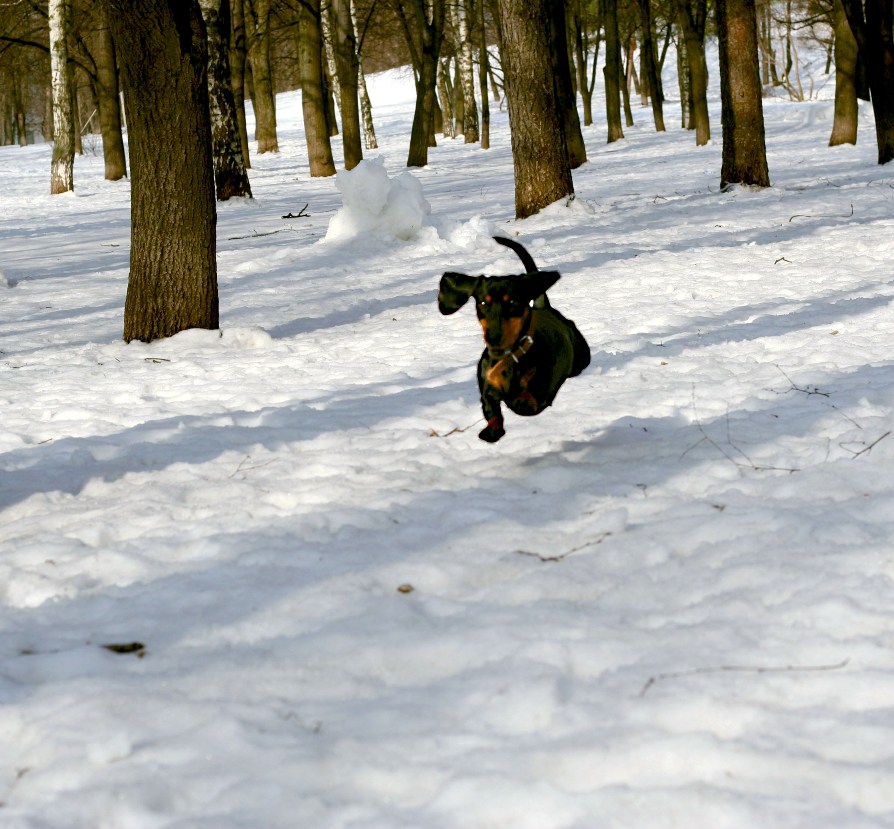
[430,419,483,438]
[282,204,310,219]
[515,533,610,562]
[788,203,853,222]
[639,658,849,697]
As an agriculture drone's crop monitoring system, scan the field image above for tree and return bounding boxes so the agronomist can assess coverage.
[103,0,218,343]
[675,0,710,144]
[603,0,625,142]
[716,0,770,189]
[495,0,574,218]
[299,0,337,175]
[229,0,251,165]
[829,0,860,146]
[49,0,74,194]
[450,0,479,143]
[245,0,279,153]
[87,3,127,180]
[549,0,586,166]
[396,0,446,167]
[841,0,894,163]
[637,0,666,131]
[331,0,364,168]
[201,0,253,199]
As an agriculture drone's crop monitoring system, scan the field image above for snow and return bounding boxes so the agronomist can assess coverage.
[3,51,894,828]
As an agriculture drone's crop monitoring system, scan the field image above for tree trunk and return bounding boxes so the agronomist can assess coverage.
[438,59,456,137]
[676,0,710,145]
[496,0,574,218]
[245,0,279,153]
[550,0,586,167]
[229,0,251,167]
[638,0,666,131]
[90,4,127,180]
[841,0,894,163]
[716,0,770,189]
[351,0,378,149]
[201,0,253,198]
[331,0,363,168]
[299,0,337,176]
[477,0,490,148]
[829,0,859,146]
[104,0,218,343]
[453,0,479,143]
[400,0,445,168]
[49,0,74,194]
[603,0,624,142]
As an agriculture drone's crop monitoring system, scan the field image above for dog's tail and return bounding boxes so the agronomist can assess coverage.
[493,236,551,310]
[493,235,538,273]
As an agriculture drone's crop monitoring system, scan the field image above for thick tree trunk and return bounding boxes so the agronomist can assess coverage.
[829,0,859,146]
[717,0,770,189]
[842,0,894,163]
[331,0,363,168]
[496,0,574,218]
[245,0,279,153]
[201,0,253,198]
[49,0,74,194]
[104,0,218,343]
[91,4,127,181]
[299,0,336,176]
[603,0,624,142]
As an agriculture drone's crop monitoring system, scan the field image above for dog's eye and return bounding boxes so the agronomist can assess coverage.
[503,294,510,302]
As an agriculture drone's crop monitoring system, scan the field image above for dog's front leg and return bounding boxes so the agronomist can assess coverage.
[479,385,506,442]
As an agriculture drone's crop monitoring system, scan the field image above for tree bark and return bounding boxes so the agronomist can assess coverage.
[229,0,251,166]
[49,0,74,194]
[104,0,218,342]
[829,0,859,146]
[245,0,279,153]
[351,0,378,149]
[90,3,127,180]
[716,0,770,189]
[331,0,363,168]
[201,0,253,199]
[603,0,624,142]
[299,0,337,175]
[841,0,894,163]
[638,0,666,131]
[496,0,574,218]
[550,0,586,167]
[452,0,479,143]
[675,0,710,144]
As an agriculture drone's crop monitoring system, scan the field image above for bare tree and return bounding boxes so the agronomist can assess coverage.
[299,0,337,175]
[603,0,625,142]
[245,0,279,152]
[716,0,770,189]
[829,0,860,146]
[331,0,363,167]
[495,0,574,218]
[103,0,218,342]
[674,0,710,144]
[201,0,253,198]
[49,0,74,194]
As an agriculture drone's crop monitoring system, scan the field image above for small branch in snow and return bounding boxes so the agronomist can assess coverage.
[774,365,830,397]
[227,226,299,241]
[639,658,850,697]
[788,203,853,222]
[515,533,610,562]
[282,204,310,219]
[845,430,892,459]
[774,256,791,264]
[430,419,483,438]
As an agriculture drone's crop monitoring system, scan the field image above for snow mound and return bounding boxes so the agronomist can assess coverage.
[325,157,432,242]
[324,157,499,249]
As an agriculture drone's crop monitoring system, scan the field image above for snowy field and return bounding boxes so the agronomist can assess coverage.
[2,51,894,828]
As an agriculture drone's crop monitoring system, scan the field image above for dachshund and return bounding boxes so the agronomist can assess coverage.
[438,236,590,442]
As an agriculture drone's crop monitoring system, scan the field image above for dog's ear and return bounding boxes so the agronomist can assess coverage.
[522,270,561,303]
[438,272,481,315]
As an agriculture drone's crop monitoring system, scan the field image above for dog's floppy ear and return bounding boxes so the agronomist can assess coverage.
[438,272,481,315]
[522,270,561,303]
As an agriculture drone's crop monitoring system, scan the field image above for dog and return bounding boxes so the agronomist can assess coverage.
[438,236,590,442]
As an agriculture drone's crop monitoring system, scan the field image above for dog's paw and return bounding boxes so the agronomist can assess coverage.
[479,420,506,443]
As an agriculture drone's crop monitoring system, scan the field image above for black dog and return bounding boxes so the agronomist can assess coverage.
[438,236,590,442]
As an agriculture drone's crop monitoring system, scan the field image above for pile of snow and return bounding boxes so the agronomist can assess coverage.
[324,157,433,242]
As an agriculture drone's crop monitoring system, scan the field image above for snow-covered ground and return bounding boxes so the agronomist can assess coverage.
[2,51,894,829]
